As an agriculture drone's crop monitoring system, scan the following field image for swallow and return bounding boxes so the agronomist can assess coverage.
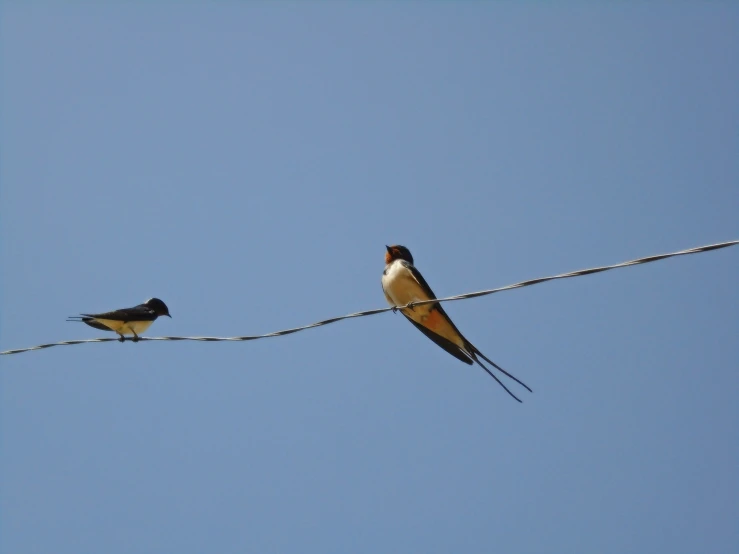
[381,245,531,402]
[67,297,172,342]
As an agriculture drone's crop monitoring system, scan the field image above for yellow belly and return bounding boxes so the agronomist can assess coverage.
[94,319,154,335]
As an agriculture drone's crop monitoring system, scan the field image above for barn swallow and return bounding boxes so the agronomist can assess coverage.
[382,245,531,402]
[67,298,171,342]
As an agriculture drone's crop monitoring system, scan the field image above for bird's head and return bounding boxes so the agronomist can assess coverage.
[385,245,414,265]
[145,298,172,318]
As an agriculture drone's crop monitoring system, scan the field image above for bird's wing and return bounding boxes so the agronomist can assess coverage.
[81,305,157,321]
[404,314,474,365]
[402,261,471,345]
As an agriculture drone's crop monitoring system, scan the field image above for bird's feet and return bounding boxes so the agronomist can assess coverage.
[118,336,125,343]
[404,301,416,311]
[132,335,140,343]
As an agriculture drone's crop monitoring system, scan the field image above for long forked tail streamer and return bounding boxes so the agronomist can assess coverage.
[473,358,524,403]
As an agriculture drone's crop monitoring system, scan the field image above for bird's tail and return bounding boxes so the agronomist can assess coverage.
[467,343,532,403]
[66,316,90,323]
[66,316,114,332]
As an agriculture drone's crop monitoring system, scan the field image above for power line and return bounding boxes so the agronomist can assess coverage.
[2,239,737,356]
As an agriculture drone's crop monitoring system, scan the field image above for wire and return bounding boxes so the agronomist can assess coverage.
[2,239,737,356]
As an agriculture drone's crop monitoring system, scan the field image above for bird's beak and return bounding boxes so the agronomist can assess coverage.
[166,314,172,318]
[385,245,392,253]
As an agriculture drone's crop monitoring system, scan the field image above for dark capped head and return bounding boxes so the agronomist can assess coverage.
[385,244,414,265]
[145,298,172,318]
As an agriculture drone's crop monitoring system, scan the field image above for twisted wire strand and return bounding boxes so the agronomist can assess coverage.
[2,239,736,356]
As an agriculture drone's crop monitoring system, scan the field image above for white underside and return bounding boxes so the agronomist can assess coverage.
[381,260,427,307]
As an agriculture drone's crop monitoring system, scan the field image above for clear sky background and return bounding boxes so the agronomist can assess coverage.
[1,3,737,553]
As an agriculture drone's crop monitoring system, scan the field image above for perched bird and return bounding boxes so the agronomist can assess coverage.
[381,245,531,402]
[67,297,172,342]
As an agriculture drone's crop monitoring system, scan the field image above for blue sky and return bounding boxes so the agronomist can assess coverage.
[1,3,737,553]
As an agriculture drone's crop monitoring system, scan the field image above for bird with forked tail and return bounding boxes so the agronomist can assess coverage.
[381,245,531,402]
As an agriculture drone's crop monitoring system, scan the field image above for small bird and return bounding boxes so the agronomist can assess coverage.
[67,297,172,342]
[381,245,531,402]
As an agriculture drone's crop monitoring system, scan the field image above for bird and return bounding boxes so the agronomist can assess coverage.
[67,297,172,342]
[381,245,531,402]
